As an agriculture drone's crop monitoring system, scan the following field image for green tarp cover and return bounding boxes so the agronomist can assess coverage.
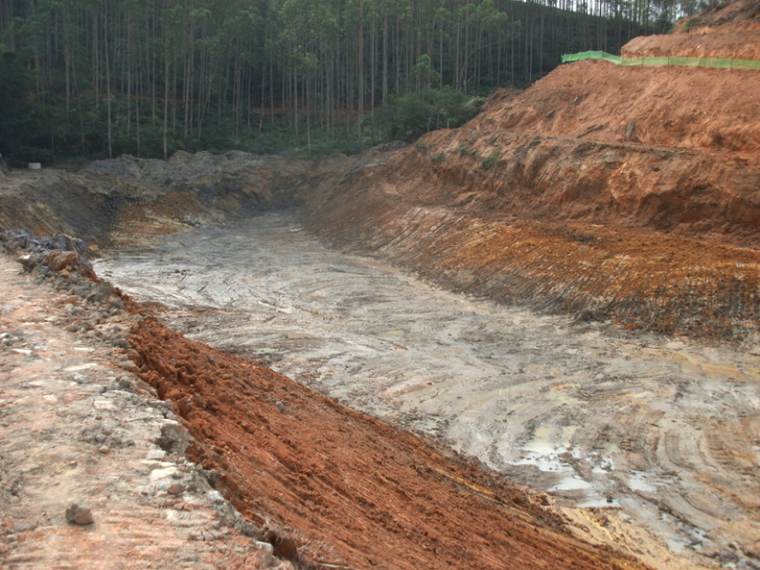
[560,50,760,70]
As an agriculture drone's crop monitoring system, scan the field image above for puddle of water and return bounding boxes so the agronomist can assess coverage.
[550,476,594,492]
[628,471,657,493]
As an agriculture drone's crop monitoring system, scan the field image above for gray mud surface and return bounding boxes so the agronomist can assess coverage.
[95,212,760,570]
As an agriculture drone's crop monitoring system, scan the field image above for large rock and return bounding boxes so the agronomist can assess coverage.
[47,250,78,271]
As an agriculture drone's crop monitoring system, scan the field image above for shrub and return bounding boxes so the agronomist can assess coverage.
[481,152,500,170]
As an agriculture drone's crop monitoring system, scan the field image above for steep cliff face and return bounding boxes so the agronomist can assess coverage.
[305,0,760,340]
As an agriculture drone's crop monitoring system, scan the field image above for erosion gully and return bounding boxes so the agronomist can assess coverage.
[96,211,760,570]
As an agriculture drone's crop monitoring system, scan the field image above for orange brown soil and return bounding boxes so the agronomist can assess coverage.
[128,315,648,570]
[304,2,760,341]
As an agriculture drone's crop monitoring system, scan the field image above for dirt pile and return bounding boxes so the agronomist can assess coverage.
[303,2,760,341]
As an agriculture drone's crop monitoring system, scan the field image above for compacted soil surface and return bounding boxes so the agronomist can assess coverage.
[0,254,280,570]
[0,248,648,570]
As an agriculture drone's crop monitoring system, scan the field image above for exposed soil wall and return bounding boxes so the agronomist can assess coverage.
[302,8,760,341]
[0,151,353,249]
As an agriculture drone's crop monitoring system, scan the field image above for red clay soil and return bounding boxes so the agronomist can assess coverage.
[474,63,760,154]
[128,316,648,570]
[303,8,760,340]
[306,175,760,339]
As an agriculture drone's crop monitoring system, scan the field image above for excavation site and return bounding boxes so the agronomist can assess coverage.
[2,2,760,570]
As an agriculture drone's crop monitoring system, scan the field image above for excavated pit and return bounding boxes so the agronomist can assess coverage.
[3,3,760,569]
[96,211,760,570]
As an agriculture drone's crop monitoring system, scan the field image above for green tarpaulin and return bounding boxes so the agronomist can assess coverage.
[560,50,760,70]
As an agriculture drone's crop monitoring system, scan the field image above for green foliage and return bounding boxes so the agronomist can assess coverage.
[481,152,500,170]
[0,46,36,165]
[412,54,441,89]
[0,0,655,164]
[456,144,480,159]
[370,88,484,143]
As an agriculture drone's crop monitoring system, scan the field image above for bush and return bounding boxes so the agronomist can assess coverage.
[481,152,500,170]
[368,87,485,143]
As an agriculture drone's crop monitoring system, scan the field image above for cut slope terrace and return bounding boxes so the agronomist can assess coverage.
[304,2,760,341]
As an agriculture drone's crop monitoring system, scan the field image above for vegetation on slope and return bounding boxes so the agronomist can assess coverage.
[0,0,693,165]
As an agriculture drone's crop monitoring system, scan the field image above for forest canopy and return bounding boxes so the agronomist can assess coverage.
[0,0,705,164]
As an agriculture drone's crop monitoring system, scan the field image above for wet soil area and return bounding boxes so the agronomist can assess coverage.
[96,212,760,570]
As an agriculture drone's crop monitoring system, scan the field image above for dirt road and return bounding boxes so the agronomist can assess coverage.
[0,254,277,570]
[96,212,760,570]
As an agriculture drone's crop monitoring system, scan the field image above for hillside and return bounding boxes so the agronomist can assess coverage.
[304,0,760,341]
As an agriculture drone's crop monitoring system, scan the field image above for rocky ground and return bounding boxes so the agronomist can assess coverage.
[0,250,289,570]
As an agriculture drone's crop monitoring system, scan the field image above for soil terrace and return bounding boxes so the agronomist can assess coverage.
[303,3,760,341]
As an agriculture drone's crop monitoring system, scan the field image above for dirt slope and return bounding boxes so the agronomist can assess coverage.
[304,2,760,341]
[128,314,648,570]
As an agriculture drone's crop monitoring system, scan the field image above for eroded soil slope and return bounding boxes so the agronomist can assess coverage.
[303,2,760,341]
[128,313,650,570]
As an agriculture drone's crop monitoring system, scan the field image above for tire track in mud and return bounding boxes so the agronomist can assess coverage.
[98,212,760,570]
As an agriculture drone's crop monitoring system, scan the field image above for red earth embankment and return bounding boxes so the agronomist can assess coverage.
[304,3,760,341]
[128,316,648,570]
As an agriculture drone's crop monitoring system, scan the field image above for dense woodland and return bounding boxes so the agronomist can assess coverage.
[0,0,706,164]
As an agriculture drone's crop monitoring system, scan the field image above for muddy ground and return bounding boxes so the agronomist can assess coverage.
[0,221,651,570]
[96,212,760,570]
